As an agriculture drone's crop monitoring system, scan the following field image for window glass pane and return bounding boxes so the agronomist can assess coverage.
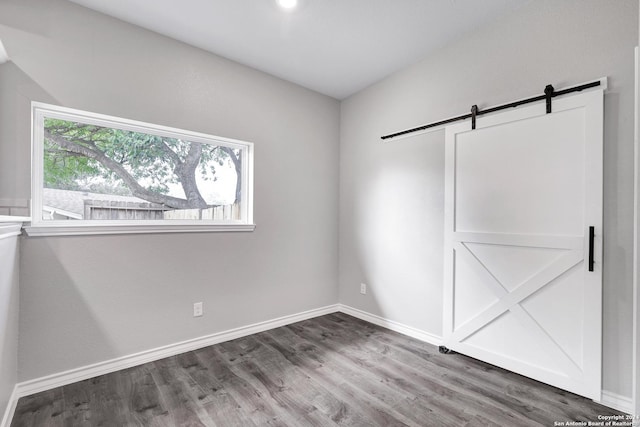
[42,117,243,221]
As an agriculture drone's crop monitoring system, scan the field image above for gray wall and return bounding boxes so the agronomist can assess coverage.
[0,228,20,421]
[339,0,638,398]
[0,0,340,381]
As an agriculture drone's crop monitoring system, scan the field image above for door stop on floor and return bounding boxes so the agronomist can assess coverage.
[439,346,456,355]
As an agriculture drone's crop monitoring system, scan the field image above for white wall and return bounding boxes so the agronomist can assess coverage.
[0,225,20,422]
[0,0,340,381]
[339,0,638,398]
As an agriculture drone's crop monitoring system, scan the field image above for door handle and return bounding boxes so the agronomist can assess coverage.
[588,226,595,272]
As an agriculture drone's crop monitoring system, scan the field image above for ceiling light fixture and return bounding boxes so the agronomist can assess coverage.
[276,0,298,10]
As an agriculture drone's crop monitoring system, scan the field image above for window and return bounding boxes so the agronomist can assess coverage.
[26,102,254,236]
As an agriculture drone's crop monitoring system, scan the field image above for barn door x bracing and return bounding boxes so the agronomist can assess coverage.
[443,85,604,400]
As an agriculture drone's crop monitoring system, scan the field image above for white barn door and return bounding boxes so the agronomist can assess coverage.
[443,87,604,400]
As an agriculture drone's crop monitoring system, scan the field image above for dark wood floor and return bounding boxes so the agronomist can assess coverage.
[12,313,625,426]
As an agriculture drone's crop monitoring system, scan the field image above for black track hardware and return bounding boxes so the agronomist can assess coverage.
[544,85,554,114]
[471,104,478,130]
[381,80,601,140]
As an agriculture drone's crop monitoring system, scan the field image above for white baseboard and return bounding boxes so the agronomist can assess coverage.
[600,390,634,415]
[0,386,18,427]
[338,304,443,347]
[9,302,633,425]
[16,304,340,398]
[13,304,441,401]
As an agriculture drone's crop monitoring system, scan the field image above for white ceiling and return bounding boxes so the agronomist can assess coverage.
[68,0,530,99]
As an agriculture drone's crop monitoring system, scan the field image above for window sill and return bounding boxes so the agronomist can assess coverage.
[23,223,256,237]
[0,215,31,223]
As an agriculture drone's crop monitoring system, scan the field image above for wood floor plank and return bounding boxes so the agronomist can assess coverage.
[324,313,615,424]
[150,356,216,427]
[320,312,595,424]
[388,316,609,422]
[259,328,428,426]
[60,378,93,426]
[282,321,491,426]
[177,351,258,427]
[61,369,137,426]
[11,313,626,427]
[217,338,338,427]
[222,336,370,426]
[126,363,174,427]
[194,345,289,426]
[307,316,544,426]
[11,387,64,427]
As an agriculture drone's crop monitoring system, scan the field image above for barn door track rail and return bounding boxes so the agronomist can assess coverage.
[380,80,602,141]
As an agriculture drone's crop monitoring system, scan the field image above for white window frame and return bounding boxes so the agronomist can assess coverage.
[25,102,255,237]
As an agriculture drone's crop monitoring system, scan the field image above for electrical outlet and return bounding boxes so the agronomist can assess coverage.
[193,302,203,317]
[360,283,367,295]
